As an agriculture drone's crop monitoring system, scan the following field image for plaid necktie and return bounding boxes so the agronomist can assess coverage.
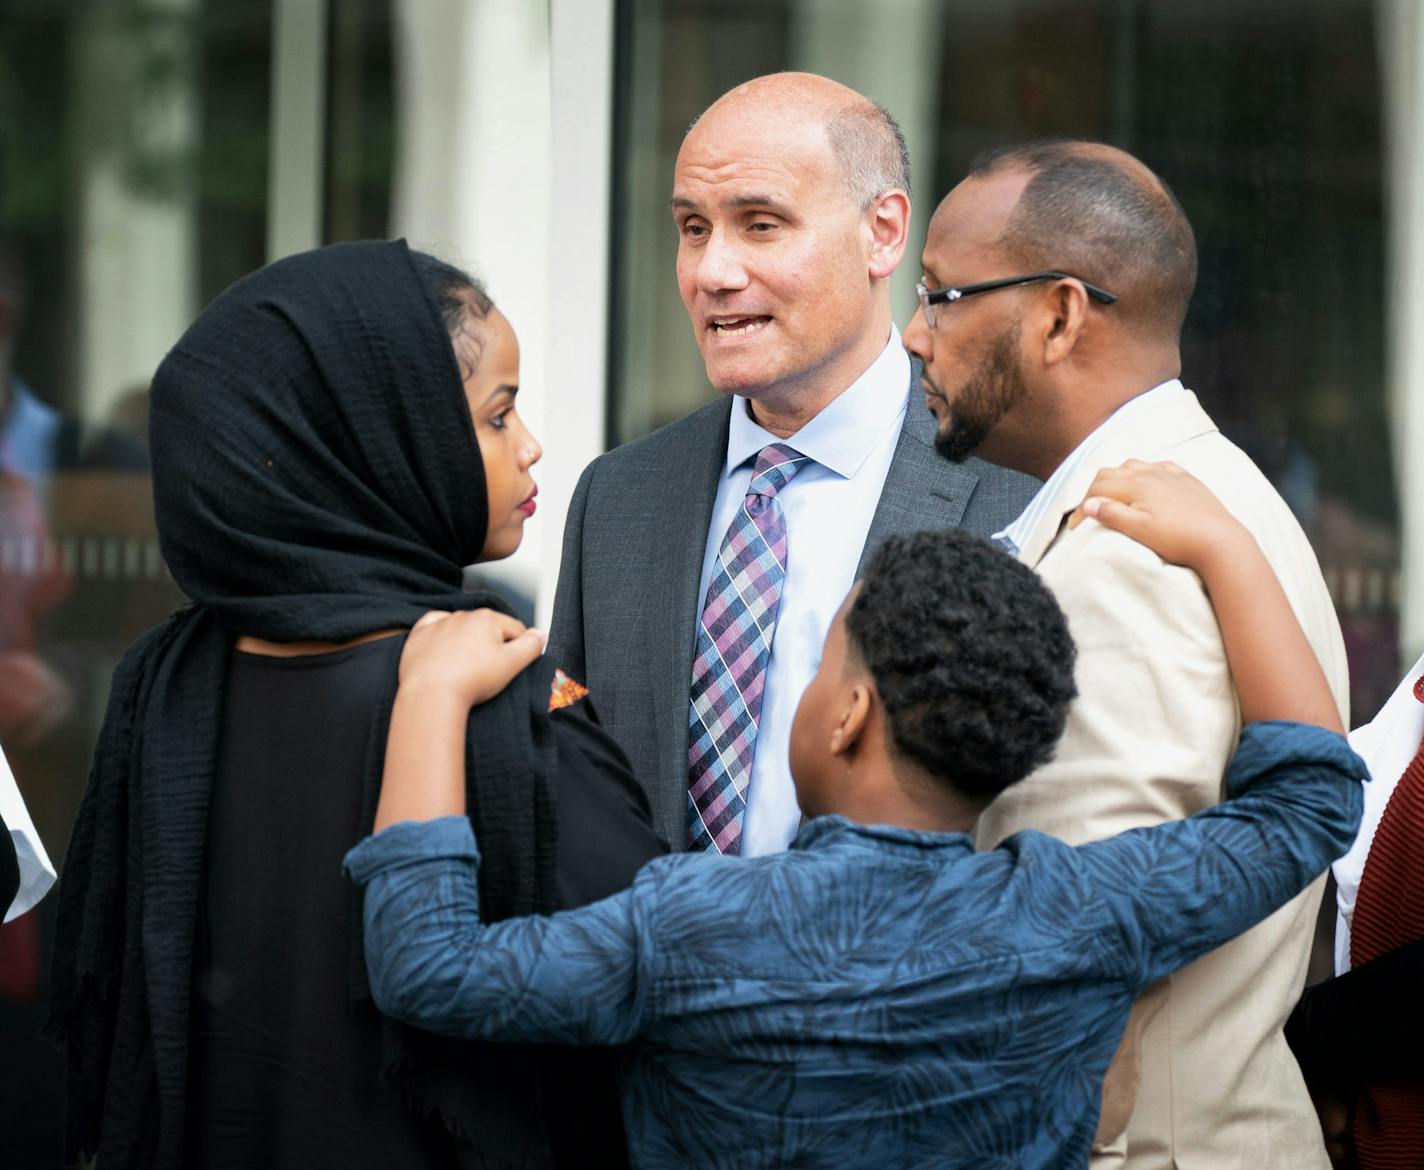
[687,443,809,854]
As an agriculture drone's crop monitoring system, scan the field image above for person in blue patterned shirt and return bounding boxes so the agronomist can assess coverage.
[346,461,1364,1170]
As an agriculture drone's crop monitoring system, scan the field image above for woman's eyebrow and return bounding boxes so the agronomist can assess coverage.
[482,384,518,406]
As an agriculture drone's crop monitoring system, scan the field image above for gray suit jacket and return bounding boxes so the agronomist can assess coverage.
[548,367,1038,846]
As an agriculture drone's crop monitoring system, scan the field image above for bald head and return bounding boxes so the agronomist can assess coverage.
[967,141,1197,339]
[671,71,913,428]
[690,73,910,207]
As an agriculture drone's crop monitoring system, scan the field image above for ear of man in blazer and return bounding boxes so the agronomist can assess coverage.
[903,141,1349,1170]
[548,73,1036,852]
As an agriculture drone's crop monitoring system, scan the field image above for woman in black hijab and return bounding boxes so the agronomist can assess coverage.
[47,240,666,1170]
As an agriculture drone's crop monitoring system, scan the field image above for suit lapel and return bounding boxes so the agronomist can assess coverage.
[1015,467,1091,571]
[647,400,731,811]
[857,364,980,574]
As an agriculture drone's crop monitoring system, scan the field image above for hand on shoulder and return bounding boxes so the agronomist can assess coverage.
[1068,458,1256,575]
[399,609,546,709]
[1071,460,1342,732]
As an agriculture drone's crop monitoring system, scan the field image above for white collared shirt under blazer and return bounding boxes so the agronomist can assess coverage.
[975,380,1350,1170]
[696,330,909,856]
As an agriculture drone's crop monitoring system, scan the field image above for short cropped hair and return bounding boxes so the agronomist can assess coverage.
[846,528,1077,803]
[969,141,1197,337]
[826,100,912,206]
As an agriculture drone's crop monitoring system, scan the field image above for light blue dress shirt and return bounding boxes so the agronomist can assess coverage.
[696,329,909,854]
[346,722,1364,1170]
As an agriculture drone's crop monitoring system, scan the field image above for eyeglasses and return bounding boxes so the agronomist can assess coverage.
[915,272,1117,328]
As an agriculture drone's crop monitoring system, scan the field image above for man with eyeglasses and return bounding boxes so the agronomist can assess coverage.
[904,141,1348,1170]
[549,73,1034,858]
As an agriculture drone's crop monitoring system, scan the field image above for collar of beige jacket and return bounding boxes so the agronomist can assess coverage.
[1015,386,1219,571]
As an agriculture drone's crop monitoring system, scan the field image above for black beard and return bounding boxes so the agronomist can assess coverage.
[934,416,988,464]
[929,327,1024,466]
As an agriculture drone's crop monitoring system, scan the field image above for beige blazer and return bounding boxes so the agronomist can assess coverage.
[975,388,1349,1170]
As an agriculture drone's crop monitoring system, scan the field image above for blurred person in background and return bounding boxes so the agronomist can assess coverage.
[0,234,149,1168]
[0,240,78,753]
[0,238,150,757]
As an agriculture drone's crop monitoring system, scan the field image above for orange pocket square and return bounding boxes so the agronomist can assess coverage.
[548,668,590,712]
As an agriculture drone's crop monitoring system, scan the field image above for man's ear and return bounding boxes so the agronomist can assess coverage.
[1040,279,1091,367]
[866,191,911,281]
[828,682,873,756]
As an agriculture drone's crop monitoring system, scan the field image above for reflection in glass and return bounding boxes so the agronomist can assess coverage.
[0,3,347,1160]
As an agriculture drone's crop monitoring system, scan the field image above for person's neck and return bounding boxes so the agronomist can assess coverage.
[234,628,404,657]
[828,758,980,837]
[1016,365,1179,481]
[747,395,828,440]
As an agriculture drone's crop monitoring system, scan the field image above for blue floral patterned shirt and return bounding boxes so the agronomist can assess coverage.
[345,722,1363,1170]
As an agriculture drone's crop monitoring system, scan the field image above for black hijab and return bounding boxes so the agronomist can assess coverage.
[47,240,561,1169]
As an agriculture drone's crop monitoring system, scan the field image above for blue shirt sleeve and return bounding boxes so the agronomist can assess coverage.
[343,817,649,1046]
[1075,721,1365,988]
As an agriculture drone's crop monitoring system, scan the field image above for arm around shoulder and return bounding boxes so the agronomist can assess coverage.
[345,816,650,1047]
[979,530,1238,849]
[1074,460,1342,732]
[1084,722,1364,988]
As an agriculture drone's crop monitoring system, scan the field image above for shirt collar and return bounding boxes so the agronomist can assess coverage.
[724,326,909,480]
[995,378,1185,556]
[792,813,975,856]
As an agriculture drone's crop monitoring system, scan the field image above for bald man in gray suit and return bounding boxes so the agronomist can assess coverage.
[549,73,1034,851]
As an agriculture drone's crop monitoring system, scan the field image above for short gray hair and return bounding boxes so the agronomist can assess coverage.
[826,101,912,207]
